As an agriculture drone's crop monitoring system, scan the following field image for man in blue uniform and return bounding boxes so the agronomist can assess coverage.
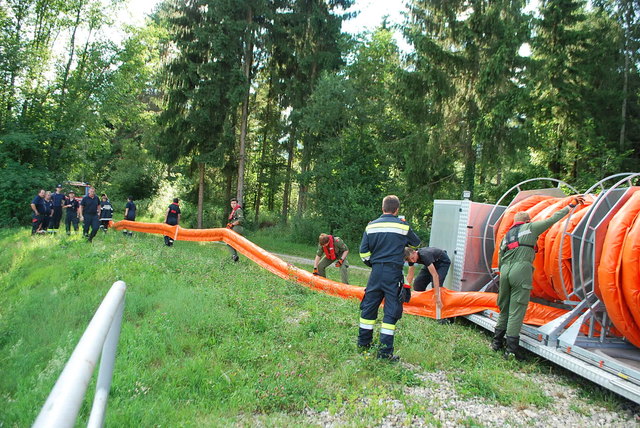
[30,189,46,235]
[51,184,66,230]
[123,196,136,237]
[63,191,80,235]
[164,198,181,246]
[79,187,101,242]
[358,195,421,360]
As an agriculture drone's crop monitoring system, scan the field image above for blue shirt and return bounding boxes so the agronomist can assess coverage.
[125,201,136,220]
[359,214,421,267]
[81,195,100,215]
[52,192,65,207]
[31,195,45,215]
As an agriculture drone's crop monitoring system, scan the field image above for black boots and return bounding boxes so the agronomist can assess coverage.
[504,336,525,361]
[491,328,506,351]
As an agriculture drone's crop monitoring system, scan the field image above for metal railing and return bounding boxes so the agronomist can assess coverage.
[33,281,126,428]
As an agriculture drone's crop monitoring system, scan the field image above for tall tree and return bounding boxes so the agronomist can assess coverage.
[157,0,245,227]
[402,0,530,200]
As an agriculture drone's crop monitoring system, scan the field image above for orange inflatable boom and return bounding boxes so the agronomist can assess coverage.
[112,220,581,327]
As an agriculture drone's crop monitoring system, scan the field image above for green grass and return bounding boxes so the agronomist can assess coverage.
[0,227,633,426]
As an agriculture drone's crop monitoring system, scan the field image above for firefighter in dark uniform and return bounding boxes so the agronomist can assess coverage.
[51,184,65,230]
[79,187,101,242]
[123,196,136,237]
[358,195,421,360]
[63,191,80,234]
[42,191,53,232]
[226,198,244,262]
[99,194,113,232]
[313,233,349,284]
[491,195,585,360]
[164,198,181,246]
[30,189,46,235]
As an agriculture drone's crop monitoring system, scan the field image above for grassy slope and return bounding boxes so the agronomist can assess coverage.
[0,228,628,426]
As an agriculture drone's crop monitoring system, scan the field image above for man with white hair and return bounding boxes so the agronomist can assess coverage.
[491,195,584,360]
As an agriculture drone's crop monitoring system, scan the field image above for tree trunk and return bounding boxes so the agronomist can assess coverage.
[197,162,205,228]
[237,6,253,204]
[254,83,273,223]
[619,1,631,151]
[61,3,83,103]
[282,130,296,223]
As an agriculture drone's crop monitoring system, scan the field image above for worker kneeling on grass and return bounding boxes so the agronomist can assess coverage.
[312,233,349,284]
[491,195,585,360]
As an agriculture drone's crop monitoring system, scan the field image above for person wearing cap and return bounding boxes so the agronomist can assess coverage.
[164,198,181,246]
[226,198,244,262]
[30,189,46,235]
[491,195,585,360]
[50,184,66,230]
[79,187,101,242]
[63,191,80,235]
[312,233,349,284]
[123,196,136,237]
[99,194,113,232]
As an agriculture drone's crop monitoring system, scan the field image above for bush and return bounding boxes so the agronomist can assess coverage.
[0,160,53,227]
[289,216,329,246]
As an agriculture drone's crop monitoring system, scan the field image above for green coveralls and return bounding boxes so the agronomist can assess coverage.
[496,206,570,337]
[316,237,349,284]
[227,207,244,259]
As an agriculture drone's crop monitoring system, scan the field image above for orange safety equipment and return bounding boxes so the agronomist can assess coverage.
[322,235,337,260]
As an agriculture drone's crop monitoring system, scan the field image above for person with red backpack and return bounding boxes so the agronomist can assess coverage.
[313,233,350,284]
[491,195,585,360]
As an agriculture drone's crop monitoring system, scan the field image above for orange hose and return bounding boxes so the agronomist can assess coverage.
[530,197,575,300]
[597,192,640,347]
[546,204,591,301]
[113,220,591,329]
[492,195,556,270]
[622,211,640,329]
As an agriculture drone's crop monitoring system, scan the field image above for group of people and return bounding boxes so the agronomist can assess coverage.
[354,193,585,362]
[31,184,584,362]
[308,195,451,361]
[30,185,137,242]
[162,197,244,263]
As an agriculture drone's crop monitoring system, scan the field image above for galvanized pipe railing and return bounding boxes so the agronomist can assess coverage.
[33,281,126,428]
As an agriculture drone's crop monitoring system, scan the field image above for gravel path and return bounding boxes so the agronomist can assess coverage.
[267,251,640,426]
[304,364,640,427]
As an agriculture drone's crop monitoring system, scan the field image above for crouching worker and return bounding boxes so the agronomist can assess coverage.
[491,195,585,360]
[404,247,451,315]
[312,233,349,284]
[358,195,421,361]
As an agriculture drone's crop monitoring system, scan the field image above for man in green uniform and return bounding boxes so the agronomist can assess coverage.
[313,233,349,284]
[226,198,244,262]
[491,195,585,360]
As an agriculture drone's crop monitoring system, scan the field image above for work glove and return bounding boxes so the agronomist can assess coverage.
[335,259,344,268]
[226,223,233,229]
[569,195,585,208]
[399,283,412,303]
[312,267,319,276]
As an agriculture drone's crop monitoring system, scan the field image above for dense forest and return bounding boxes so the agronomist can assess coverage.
[1,0,639,244]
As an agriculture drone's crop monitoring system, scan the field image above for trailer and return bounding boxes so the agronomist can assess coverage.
[430,175,640,404]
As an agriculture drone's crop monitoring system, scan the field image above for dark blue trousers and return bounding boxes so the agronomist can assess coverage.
[358,263,404,356]
[83,214,100,241]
